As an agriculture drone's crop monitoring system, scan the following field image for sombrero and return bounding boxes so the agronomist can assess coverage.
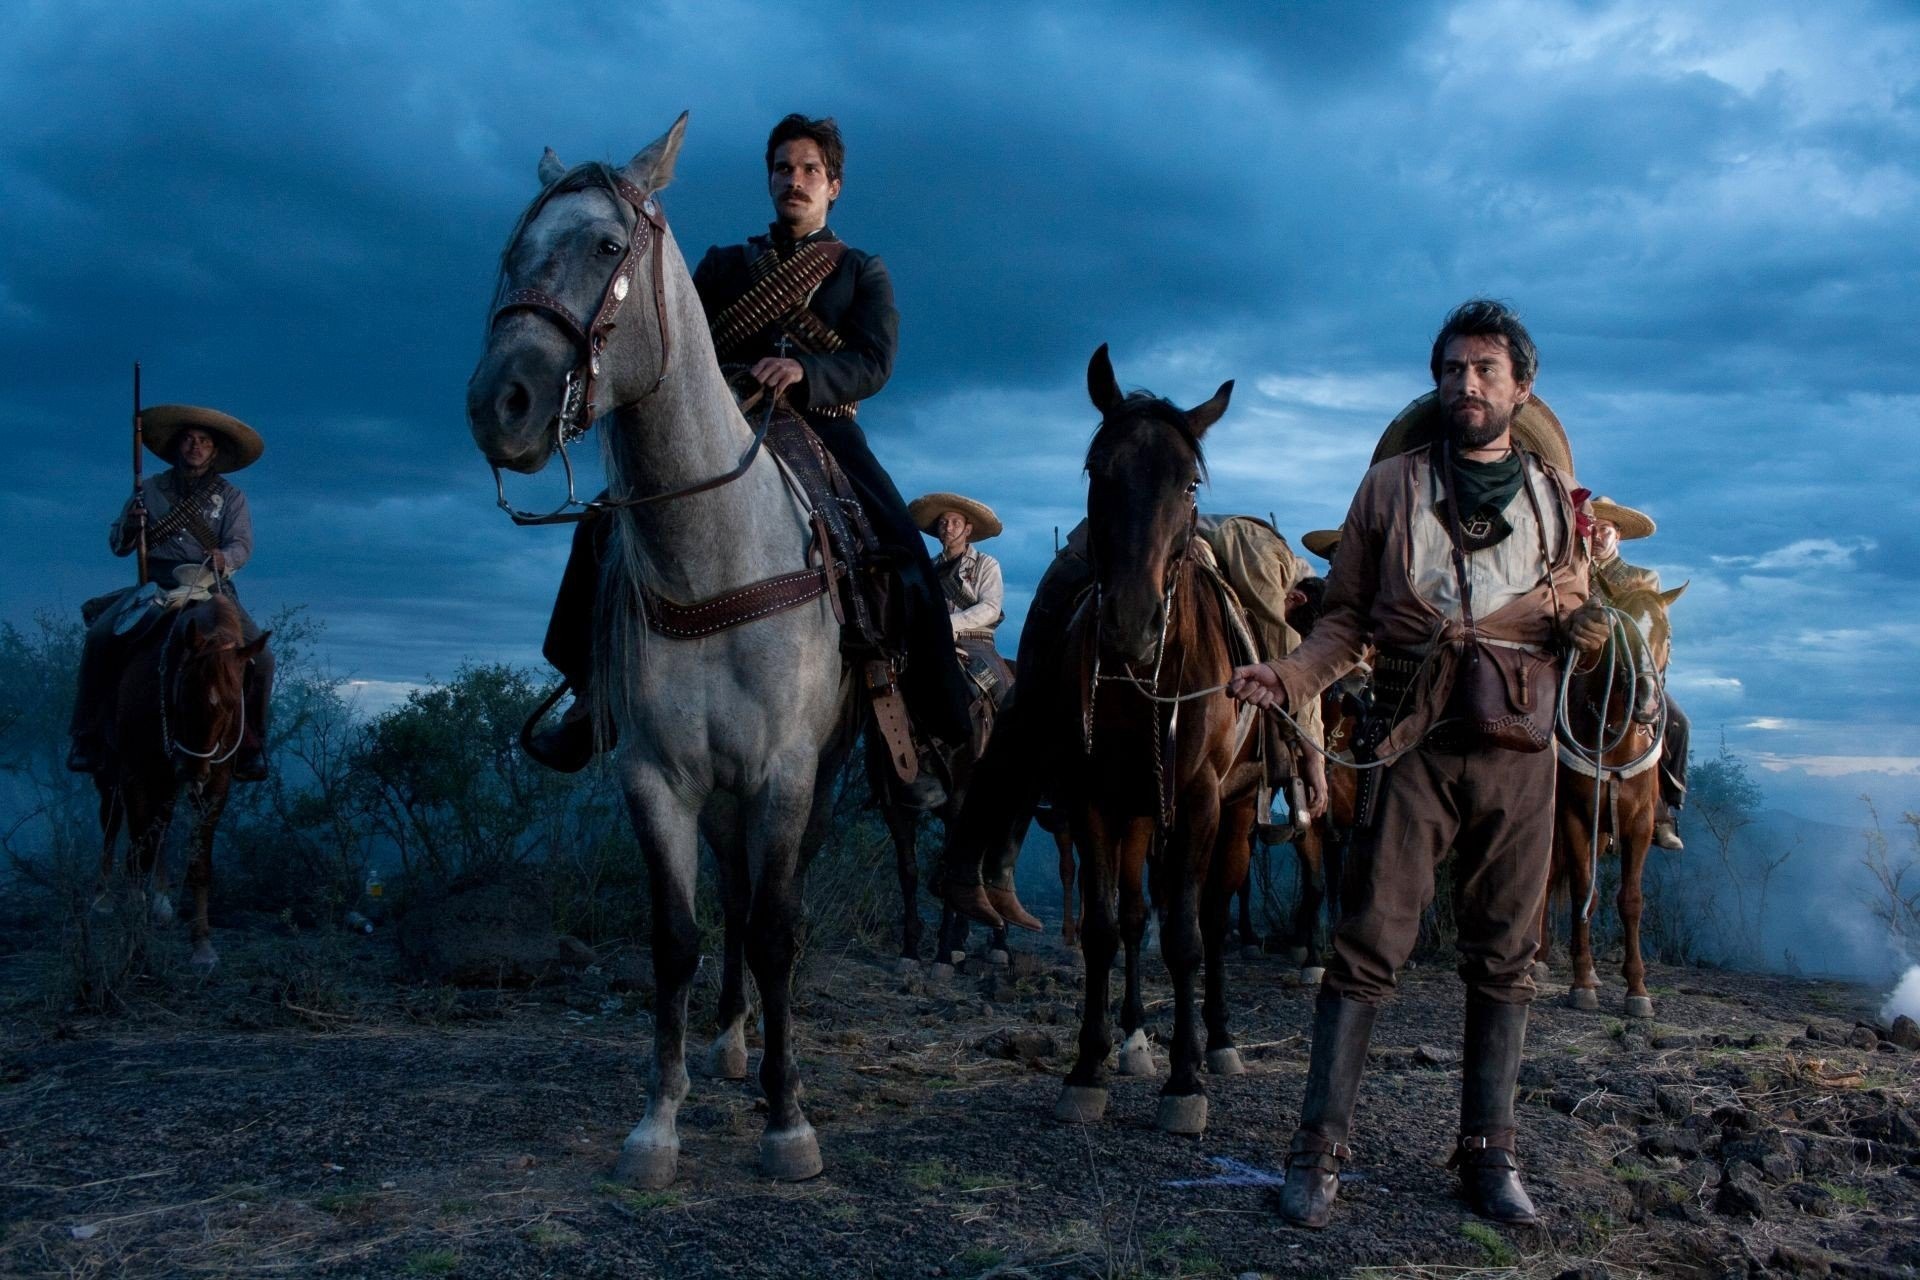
[1589,496,1655,540]
[1370,390,1573,476]
[908,492,1002,540]
[143,404,264,473]
[1301,529,1342,561]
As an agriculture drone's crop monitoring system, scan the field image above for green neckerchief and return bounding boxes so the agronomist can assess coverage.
[1448,451,1525,551]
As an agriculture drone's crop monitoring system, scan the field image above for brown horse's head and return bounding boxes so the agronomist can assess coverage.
[169,598,269,781]
[1083,345,1232,667]
[1608,580,1688,674]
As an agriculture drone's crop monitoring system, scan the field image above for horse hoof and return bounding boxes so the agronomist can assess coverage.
[1241,945,1264,961]
[1528,962,1552,985]
[1118,1029,1154,1077]
[615,1136,679,1189]
[149,894,175,927]
[190,941,218,971]
[1301,966,1326,986]
[705,1038,749,1080]
[1156,1093,1208,1135]
[760,1125,823,1181]
[1625,995,1655,1020]
[948,950,967,966]
[1206,1048,1245,1076]
[988,949,1010,968]
[1569,987,1600,1011]
[929,962,955,981]
[1055,1085,1108,1124]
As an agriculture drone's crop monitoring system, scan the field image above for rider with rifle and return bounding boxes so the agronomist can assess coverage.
[68,397,273,781]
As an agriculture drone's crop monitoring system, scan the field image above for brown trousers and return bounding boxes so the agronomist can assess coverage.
[1327,743,1555,1007]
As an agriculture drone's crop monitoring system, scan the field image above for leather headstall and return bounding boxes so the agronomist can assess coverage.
[491,173,673,446]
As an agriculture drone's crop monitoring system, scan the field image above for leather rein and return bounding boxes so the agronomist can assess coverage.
[487,171,773,527]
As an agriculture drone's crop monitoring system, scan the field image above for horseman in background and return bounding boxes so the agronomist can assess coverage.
[529,113,972,785]
[911,492,1014,739]
[1587,497,1689,850]
[67,405,273,781]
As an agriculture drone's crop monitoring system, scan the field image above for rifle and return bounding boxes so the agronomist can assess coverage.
[132,362,148,586]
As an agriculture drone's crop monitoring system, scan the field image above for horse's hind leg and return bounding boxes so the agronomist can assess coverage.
[1058,814,1125,1123]
[704,810,752,1080]
[93,781,123,914]
[1292,825,1328,982]
[1205,795,1254,1077]
[883,805,925,966]
[616,773,701,1189]
[1056,829,1079,947]
[1619,796,1655,1019]
[1561,800,1602,1012]
[1116,847,1153,1079]
[1156,802,1219,1136]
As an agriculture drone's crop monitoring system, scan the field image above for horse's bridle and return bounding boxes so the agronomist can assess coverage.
[488,170,673,525]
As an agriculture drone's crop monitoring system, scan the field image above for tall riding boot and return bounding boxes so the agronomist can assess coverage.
[1277,989,1378,1229]
[930,698,1044,930]
[527,515,614,773]
[1450,996,1538,1224]
[233,653,275,783]
[66,622,118,773]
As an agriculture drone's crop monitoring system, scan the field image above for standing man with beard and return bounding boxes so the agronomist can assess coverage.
[528,114,972,782]
[1230,300,1609,1228]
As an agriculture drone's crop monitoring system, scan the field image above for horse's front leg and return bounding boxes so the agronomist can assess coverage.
[1560,787,1602,1012]
[1205,793,1255,1076]
[124,784,176,927]
[1056,828,1079,947]
[1058,811,1126,1123]
[1292,823,1328,980]
[615,766,703,1189]
[1619,782,1656,1019]
[742,765,826,1182]
[703,803,752,1081]
[182,775,229,969]
[1115,827,1154,1078]
[93,779,123,913]
[1157,799,1218,1136]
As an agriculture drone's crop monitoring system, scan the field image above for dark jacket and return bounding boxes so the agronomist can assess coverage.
[692,226,898,414]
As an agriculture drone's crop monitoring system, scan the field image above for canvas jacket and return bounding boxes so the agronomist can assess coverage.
[936,544,1004,638]
[1270,445,1590,755]
[109,470,253,573]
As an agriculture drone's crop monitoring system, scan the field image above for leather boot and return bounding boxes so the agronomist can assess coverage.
[524,688,611,773]
[1451,997,1539,1224]
[1276,989,1378,1229]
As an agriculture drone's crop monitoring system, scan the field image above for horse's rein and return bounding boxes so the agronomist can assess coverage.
[157,625,247,765]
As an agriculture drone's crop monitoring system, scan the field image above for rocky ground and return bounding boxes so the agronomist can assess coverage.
[2,912,1917,1279]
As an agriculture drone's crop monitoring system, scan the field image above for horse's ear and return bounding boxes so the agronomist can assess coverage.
[623,111,689,196]
[1087,344,1122,415]
[538,147,566,187]
[1186,380,1234,436]
[1659,581,1689,608]
[240,631,272,661]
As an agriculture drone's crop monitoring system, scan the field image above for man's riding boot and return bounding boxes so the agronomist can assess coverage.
[1652,810,1684,851]
[233,656,274,782]
[1277,989,1378,1229]
[67,624,116,773]
[1451,997,1539,1224]
[525,692,609,774]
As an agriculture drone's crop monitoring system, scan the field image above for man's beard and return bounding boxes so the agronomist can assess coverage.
[1448,397,1514,449]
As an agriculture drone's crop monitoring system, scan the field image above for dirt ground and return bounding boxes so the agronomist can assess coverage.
[2,916,1917,1279]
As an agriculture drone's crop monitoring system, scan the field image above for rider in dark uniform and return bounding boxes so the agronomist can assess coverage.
[529,113,972,776]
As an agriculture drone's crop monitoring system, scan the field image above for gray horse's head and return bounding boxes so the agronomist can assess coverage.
[1083,345,1233,667]
[467,113,689,472]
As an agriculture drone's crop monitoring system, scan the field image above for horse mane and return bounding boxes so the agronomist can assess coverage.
[188,595,244,647]
[1086,392,1209,482]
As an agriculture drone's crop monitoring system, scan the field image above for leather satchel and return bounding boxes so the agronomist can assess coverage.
[1439,443,1556,753]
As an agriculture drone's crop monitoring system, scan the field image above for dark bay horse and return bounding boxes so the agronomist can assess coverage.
[1053,346,1259,1136]
[94,595,266,970]
[869,732,1011,971]
[468,116,853,1187]
[1536,581,1687,1017]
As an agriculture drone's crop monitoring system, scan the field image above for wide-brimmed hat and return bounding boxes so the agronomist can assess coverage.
[143,404,264,473]
[1589,496,1655,540]
[1301,529,1342,561]
[908,492,1002,540]
[1371,391,1573,476]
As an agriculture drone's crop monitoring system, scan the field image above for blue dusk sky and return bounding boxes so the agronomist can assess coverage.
[4,1,1917,820]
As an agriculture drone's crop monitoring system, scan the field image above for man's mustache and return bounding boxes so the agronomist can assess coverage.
[779,188,810,203]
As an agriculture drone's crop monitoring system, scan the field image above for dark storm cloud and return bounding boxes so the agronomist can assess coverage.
[6,0,1919,810]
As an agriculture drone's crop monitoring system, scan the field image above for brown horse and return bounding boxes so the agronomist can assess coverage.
[1266,675,1368,980]
[93,595,267,970]
[1052,346,1258,1136]
[1536,581,1686,1017]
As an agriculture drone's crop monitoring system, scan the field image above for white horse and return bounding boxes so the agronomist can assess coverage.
[466,113,852,1187]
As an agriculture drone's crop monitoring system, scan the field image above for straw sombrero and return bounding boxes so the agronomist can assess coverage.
[1301,529,1342,561]
[1589,496,1655,540]
[908,492,1002,540]
[143,404,264,473]
[1370,391,1573,476]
